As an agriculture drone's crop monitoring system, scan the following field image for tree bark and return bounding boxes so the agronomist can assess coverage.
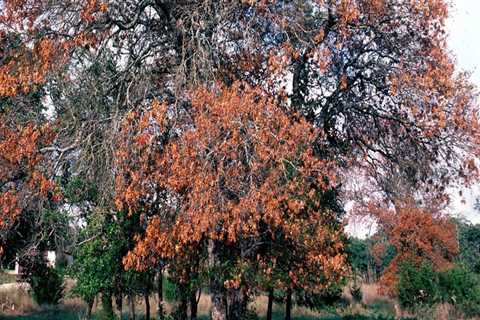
[285,288,292,320]
[209,240,228,320]
[128,294,136,320]
[115,292,123,318]
[86,297,94,319]
[157,270,164,319]
[228,288,248,320]
[190,290,198,320]
[211,289,227,320]
[144,291,151,320]
[267,288,274,320]
[178,295,188,320]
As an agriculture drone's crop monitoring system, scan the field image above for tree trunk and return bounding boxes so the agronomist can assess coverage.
[209,240,228,320]
[190,290,198,320]
[128,294,136,320]
[267,288,274,320]
[101,293,114,319]
[86,297,94,319]
[144,291,151,320]
[228,288,248,320]
[178,295,188,320]
[285,288,292,320]
[211,289,227,320]
[115,292,123,318]
[157,270,164,319]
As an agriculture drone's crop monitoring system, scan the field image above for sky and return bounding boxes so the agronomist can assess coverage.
[448,0,480,85]
[446,1,480,224]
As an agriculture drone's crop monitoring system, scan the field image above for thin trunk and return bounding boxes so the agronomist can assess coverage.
[209,240,228,320]
[144,291,151,320]
[211,289,227,320]
[285,288,292,320]
[178,295,188,320]
[267,288,274,320]
[228,288,248,320]
[115,292,123,318]
[86,297,94,319]
[157,270,164,319]
[190,290,198,320]
[128,294,136,320]
[101,293,114,319]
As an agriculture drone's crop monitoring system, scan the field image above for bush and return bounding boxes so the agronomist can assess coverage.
[163,276,179,302]
[28,265,64,305]
[240,310,259,320]
[296,283,345,311]
[438,266,480,316]
[397,260,438,309]
[397,261,480,317]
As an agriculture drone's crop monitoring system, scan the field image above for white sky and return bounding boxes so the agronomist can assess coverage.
[448,0,480,85]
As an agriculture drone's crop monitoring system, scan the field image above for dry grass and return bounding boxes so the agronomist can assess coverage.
[360,283,390,306]
[342,282,394,305]
[1,289,322,319]
[0,284,37,315]
[0,273,18,286]
[197,294,212,316]
[251,294,324,318]
[0,280,405,319]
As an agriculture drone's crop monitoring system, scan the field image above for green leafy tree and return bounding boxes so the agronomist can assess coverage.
[397,260,439,309]
[397,260,480,317]
[346,237,370,276]
[457,220,480,272]
[70,211,153,319]
[21,254,64,306]
[438,266,480,317]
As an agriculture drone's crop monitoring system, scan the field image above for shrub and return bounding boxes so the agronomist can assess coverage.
[295,283,345,311]
[438,266,480,317]
[397,261,480,317]
[28,264,64,305]
[163,276,179,302]
[397,260,438,309]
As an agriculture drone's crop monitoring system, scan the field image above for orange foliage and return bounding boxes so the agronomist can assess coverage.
[366,200,458,296]
[115,83,347,290]
[0,1,106,98]
[0,0,478,301]
[0,120,56,234]
[0,34,56,97]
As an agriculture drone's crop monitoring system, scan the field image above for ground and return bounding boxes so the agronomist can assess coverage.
[0,272,407,320]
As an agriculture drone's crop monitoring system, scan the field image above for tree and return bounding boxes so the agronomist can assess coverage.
[115,84,348,319]
[1,0,475,206]
[367,201,459,295]
[397,260,439,309]
[456,220,480,273]
[346,237,370,278]
[70,211,153,319]
[0,1,478,317]
[397,261,480,317]
[20,251,65,306]
[0,29,67,271]
[254,187,346,318]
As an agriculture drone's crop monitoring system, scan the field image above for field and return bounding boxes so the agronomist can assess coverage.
[0,277,407,320]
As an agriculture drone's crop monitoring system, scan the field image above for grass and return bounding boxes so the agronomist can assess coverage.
[0,273,18,286]
[0,312,413,320]
[0,309,81,320]
[0,280,411,320]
